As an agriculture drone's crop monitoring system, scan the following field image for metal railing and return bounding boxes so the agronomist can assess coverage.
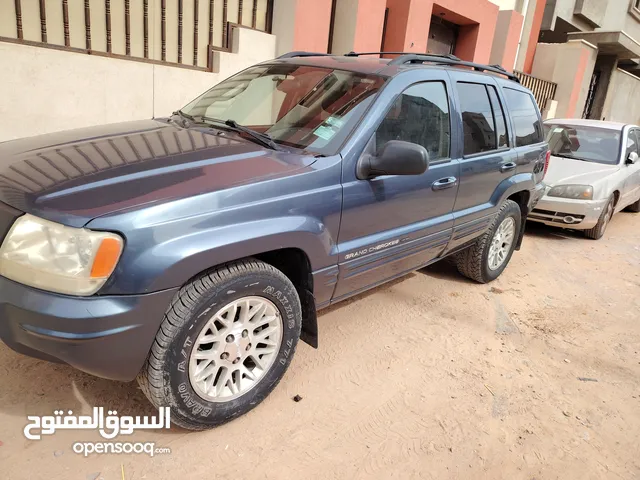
[513,70,557,110]
[1,0,274,71]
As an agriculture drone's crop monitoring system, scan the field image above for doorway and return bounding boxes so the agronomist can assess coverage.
[427,16,459,55]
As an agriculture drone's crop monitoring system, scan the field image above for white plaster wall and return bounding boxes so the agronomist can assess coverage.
[602,69,640,124]
[0,27,276,142]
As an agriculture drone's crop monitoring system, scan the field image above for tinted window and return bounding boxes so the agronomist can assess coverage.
[457,83,496,155]
[375,82,450,161]
[487,86,508,148]
[504,88,543,146]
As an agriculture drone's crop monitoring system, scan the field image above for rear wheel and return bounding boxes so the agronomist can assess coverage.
[137,259,302,430]
[455,199,522,283]
[584,196,614,240]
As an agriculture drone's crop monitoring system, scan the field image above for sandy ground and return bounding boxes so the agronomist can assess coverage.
[0,213,639,480]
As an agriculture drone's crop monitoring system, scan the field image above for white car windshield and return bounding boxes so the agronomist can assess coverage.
[544,124,621,165]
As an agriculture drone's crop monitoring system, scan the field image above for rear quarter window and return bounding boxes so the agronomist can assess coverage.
[503,88,544,147]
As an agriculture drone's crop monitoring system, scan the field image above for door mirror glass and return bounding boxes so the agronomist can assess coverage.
[358,140,429,179]
[627,151,639,165]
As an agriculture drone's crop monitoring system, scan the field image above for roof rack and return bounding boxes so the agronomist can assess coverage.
[387,54,520,83]
[277,51,332,59]
[275,51,520,83]
[345,51,461,61]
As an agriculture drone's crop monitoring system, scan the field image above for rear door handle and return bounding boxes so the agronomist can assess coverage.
[432,177,457,191]
[500,162,517,173]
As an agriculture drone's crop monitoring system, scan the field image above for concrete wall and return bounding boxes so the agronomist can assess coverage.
[532,39,598,118]
[0,27,276,142]
[602,68,640,124]
[490,9,524,70]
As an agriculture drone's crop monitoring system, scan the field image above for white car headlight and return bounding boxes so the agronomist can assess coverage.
[547,184,593,200]
[0,214,123,296]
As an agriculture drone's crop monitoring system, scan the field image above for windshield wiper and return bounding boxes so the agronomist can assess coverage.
[552,153,587,161]
[173,113,280,151]
[221,119,280,151]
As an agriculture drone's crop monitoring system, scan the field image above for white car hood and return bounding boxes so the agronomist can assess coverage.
[544,156,618,186]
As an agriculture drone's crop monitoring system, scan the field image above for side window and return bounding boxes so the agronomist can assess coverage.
[503,88,544,146]
[487,86,509,148]
[375,82,451,161]
[626,130,638,157]
[457,83,497,155]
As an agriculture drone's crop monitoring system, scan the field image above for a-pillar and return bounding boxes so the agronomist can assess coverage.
[330,0,388,54]
[271,0,333,56]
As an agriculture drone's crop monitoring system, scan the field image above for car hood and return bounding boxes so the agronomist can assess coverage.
[544,156,618,186]
[0,119,316,227]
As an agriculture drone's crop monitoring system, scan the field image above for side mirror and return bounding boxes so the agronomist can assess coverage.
[626,151,639,165]
[357,140,429,179]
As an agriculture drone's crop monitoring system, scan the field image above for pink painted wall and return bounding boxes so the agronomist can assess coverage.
[500,10,524,71]
[292,0,333,52]
[353,0,388,52]
[383,0,499,63]
[523,0,546,74]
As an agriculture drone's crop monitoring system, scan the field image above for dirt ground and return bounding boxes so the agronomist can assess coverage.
[0,213,639,480]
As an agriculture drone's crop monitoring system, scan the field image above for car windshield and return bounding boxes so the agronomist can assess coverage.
[181,64,387,154]
[544,124,621,165]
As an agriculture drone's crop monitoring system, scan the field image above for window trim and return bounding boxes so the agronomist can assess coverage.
[370,80,454,165]
[487,84,510,149]
[457,81,504,158]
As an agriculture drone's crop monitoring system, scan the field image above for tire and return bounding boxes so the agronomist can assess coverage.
[454,199,522,284]
[624,198,640,213]
[584,195,614,240]
[137,259,302,430]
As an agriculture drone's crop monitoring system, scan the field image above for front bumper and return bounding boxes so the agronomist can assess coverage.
[528,195,607,230]
[0,275,178,381]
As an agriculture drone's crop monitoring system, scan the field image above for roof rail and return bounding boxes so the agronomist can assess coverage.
[277,51,332,59]
[388,54,520,83]
[345,51,461,61]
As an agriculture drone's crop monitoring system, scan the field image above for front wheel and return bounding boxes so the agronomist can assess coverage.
[584,195,614,240]
[137,259,302,430]
[454,199,522,283]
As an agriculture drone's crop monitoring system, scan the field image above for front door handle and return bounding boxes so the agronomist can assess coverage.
[432,177,457,191]
[500,162,517,173]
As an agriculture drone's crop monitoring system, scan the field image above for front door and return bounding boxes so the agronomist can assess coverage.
[333,76,460,302]
[621,128,640,208]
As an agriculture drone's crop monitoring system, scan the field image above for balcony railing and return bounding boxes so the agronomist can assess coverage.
[1,0,274,71]
[513,70,558,110]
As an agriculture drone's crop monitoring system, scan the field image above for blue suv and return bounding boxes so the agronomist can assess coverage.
[0,52,547,429]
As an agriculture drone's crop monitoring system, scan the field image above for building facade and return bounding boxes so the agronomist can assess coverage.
[530,0,640,123]
[0,0,600,143]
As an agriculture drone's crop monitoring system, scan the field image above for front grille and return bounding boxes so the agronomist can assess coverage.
[530,209,585,225]
[0,202,21,243]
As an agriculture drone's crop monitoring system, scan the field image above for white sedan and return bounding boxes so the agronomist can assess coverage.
[528,119,640,239]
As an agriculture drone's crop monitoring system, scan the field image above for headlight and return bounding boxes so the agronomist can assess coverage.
[547,184,593,200]
[0,214,123,296]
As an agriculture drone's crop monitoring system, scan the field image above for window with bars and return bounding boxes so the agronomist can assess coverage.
[1,0,274,71]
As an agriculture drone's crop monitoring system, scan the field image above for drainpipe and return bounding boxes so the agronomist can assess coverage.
[513,0,531,71]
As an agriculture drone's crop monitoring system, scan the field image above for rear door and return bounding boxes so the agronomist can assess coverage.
[333,71,460,302]
[444,73,519,252]
[501,86,547,185]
